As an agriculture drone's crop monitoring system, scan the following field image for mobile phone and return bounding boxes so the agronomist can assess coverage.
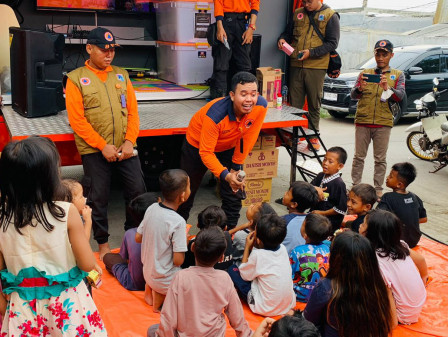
[364,73,381,83]
[297,52,304,59]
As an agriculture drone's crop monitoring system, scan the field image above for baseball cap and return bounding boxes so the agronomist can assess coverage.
[374,40,393,53]
[87,27,120,49]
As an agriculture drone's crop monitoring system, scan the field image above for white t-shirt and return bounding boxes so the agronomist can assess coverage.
[239,245,296,316]
[137,203,187,294]
[376,241,426,324]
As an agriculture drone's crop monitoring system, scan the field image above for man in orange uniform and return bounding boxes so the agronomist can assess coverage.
[178,72,267,228]
[65,27,146,259]
[210,0,260,99]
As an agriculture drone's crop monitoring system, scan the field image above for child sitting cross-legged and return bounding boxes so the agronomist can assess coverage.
[136,169,190,312]
[228,213,296,316]
[147,226,252,337]
[290,213,331,302]
[311,146,348,232]
[346,183,377,233]
[103,192,159,291]
[377,162,427,248]
[182,205,234,271]
[282,181,319,255]
[360,209,428,324]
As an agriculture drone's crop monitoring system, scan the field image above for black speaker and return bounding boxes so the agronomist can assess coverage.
[9,27,66,118]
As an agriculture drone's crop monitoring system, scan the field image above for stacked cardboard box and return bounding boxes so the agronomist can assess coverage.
[242,134,279,206]
[256,67,282,107]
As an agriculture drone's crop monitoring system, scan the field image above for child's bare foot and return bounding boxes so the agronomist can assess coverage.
[152,291,166,313]
[144,285,153,306]
[98,243,111,261]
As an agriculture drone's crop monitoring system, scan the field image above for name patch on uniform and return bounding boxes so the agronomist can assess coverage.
[116,74,125,82]
[390,75,396,80]
[80,77,91,86]
[297,13,304,20]
[245,119,254,128]
[318,14,325,21]
[404,197,414,204]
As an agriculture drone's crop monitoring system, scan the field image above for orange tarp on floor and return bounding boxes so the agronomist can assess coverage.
[93,237,448,337]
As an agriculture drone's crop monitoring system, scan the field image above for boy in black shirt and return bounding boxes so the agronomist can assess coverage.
[311,147,348,232]
[377,162,427,248]
[346,183,377,232]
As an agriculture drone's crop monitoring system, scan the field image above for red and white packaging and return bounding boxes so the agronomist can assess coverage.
[281,42,294,56]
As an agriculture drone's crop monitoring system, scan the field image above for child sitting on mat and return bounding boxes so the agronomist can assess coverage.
[232,202,276,267]
[182,205,234,270]
[360,209,427,324]
[103,192,159,291]
[228,213,296,316]
[136,169,190,312]
[147,227,252,337]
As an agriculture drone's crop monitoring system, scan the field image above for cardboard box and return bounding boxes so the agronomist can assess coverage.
[243,149,279,179]
[256,67,282,108]
[261,134,276,149]
[252,135,262,150]
[242,178,272,206]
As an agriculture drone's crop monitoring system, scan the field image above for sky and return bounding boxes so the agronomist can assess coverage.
[325,0,438,13]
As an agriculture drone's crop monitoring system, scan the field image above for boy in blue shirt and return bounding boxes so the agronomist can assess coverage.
[281,181,319,255]
[290,213,331,302]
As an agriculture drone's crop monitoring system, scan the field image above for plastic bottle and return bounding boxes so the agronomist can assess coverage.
[276,93,283,109]
[282,85,288,104]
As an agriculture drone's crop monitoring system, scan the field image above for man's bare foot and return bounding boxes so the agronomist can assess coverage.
[144,285,153,306]
[98,243,111,261]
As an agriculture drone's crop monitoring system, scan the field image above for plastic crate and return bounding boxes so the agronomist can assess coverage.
[154,0,214,43]
[156,41,212,85]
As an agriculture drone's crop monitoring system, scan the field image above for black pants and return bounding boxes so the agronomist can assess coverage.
[81,152,146,244]
[210,12,252,98]
[177,141,242,229]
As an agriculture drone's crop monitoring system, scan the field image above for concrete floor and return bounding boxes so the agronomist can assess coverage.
[62,115,448,251]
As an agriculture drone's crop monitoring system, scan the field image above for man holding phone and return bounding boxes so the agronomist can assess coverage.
[350,39,406,197]
[277,0,340,150]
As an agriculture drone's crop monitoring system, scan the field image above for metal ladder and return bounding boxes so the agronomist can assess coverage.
[277,111,327,183]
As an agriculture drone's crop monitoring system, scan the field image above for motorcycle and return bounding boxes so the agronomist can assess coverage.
[405,78,448,173]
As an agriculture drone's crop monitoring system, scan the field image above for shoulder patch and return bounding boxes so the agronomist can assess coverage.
[256,96,268,108]
[116,74,125,82]
[297,12,304,20]
[80,77,91,86]
[206,98,230,124]
[390,75,396,80]
[318,14,325,21]
[245,119,255,128]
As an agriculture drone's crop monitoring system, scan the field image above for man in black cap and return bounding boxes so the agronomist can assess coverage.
[350,39,406,197]
[65,27,146,259]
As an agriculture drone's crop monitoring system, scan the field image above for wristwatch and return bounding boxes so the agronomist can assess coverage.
[248,24,256,31]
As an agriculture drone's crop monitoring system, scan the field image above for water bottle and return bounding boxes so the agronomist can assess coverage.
[282,85,288,104]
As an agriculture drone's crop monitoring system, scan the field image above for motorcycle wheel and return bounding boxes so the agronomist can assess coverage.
[406,131,437,161]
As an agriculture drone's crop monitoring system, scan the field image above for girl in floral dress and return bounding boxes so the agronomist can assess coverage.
[0,136,107,336]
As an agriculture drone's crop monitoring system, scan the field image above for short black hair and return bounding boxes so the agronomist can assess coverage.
[197,205,227,230]
[194,226,227,266]
[391,162,416,187]
[256,214,287,250]
[269,313,321,337]
[230,71,257,93]
[129,192,159,227]
[304,213,331,244]
[327,146,347,165]
[159,169,189,202]
[290,181,319,212]
[350,184,377,206]
[252,202,277,227]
